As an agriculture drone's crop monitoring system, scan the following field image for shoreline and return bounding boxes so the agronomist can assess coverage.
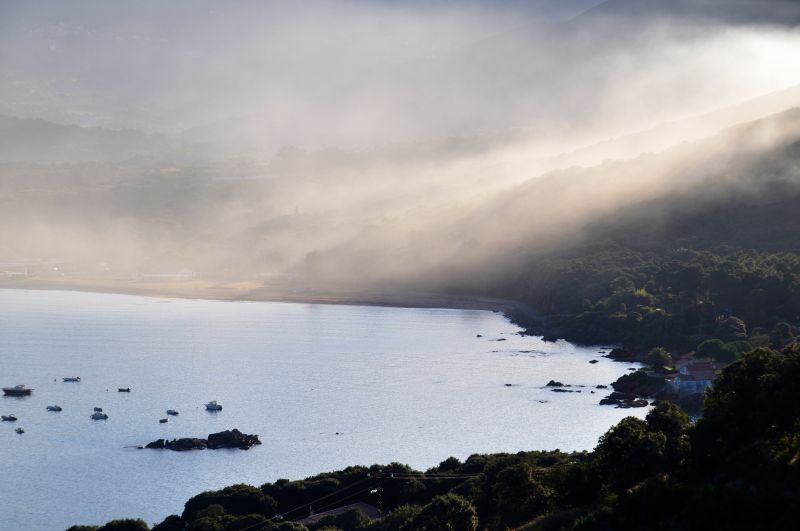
[0,277,538,322]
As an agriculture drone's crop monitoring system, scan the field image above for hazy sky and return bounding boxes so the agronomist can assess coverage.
[1,0,800,287]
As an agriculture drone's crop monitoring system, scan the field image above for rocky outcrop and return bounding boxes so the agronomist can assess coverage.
[599,391,649,408]
[546,380,565,387]
[144,429,260,451]
[208,429,261,450]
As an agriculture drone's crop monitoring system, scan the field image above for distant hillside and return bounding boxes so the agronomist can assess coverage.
[0,116,167,163]
[577,0,800,25]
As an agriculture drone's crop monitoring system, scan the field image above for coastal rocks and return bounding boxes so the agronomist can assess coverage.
[144,429,260,451]
[599,391,649,408]
[546,380,565,387]
[605,348,637,361]
[208,429,261,450]
[589,359,599,364]
[146,438,207,451]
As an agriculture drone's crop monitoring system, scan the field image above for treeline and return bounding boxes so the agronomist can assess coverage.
[506,247,800,353]
[69,344,800,531]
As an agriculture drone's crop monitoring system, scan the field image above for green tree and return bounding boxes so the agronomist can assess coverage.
[645,347,672,368]
[98,520,150,531]
[184,484,277,521]
[415,494,478,531]
[646,402,691,467]
[151,515,184,531]
[490,463,553,526]
[696,339,737,363]
[595,417,667,491]
[714,316,747,341]
[770,322,796,348]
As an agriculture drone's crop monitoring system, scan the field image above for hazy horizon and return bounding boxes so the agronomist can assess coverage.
[2,0,800,296]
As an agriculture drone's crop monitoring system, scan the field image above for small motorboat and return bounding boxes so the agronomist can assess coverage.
[2,384,32,396]
[93,407,103,412]
[15,428,24,434]
[118,388,131,393]
[159,418,168,424]
[46,405,63,412]
[205,400,222,411]
[2,414,18,422]
[166,409,179,416]
[63,377,81,382]
[90,412,109,420]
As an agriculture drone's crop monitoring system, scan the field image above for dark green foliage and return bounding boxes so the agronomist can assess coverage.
[771,322,796,348]
[594,417,668,491]
[610,370,664,396]
[413,494,477,531]
[183,484,278,521]
[644,347,672,368]
[370,505,421,531]
[696,338,738,363]
[312,508,370,531]
[151,515,184,531]
[98,520,150,531]
[489,464,553,527]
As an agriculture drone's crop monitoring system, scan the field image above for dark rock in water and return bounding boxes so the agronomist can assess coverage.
[504,383,514,387]
[628,367,637,371]
[606,348,636,361]
[476,334,483,338]
[607,391,638,401]
[546,380,565,387]
[596,384,608,389]
[166,438,208,451]
[208,429,261,450]
[599,391,639,406]
[589,359,599,364]
[145,429,260,451]
[551,388,574,393]
[495,338,507,342]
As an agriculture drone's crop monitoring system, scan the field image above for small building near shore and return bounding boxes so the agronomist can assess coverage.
[665,357,718,394]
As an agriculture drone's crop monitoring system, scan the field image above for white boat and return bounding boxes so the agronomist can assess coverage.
[15,427,24,434]
[46,405,63,412]
[205,401,222,411]
[93,407,103,412]
[2,384,32,396]
[2,414,17,422]
[90,412,109,420]
[166,409,179,416]
[63,377,81,382]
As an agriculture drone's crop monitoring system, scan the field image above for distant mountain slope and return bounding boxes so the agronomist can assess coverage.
[299,107,800,288]
[0,116,166,163]
[577,0,800,25]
